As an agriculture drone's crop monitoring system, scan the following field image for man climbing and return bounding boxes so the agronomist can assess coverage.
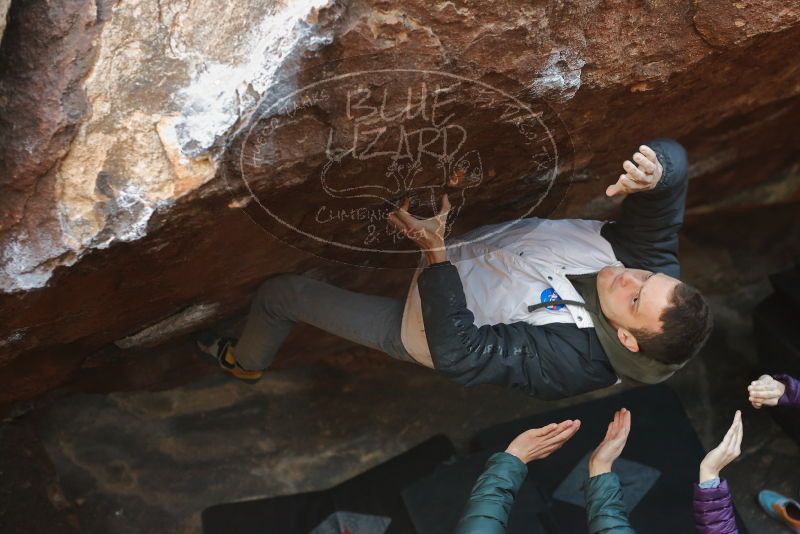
[197,138,713,400]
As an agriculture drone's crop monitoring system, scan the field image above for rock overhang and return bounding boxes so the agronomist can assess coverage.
[0,0,799,408]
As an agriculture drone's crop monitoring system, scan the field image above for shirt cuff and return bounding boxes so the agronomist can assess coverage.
[698,477,721,489]
[585,471,622,491]
[427,260,452,268]
[496,451,527,469]
[775,374,799,407]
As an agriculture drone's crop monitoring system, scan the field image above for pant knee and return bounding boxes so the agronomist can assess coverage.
[253,273,307,314]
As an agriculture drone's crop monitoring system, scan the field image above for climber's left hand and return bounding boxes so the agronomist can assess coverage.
[387,194,450,264]
[606,144,663,197]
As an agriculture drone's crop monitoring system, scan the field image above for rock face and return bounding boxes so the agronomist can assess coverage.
[0,0,10,43]
[0,0,799,408]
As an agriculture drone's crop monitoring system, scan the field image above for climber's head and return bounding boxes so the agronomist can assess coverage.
[597,266,712,363]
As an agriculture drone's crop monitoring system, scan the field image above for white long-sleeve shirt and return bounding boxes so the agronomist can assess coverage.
[400,217,623,366]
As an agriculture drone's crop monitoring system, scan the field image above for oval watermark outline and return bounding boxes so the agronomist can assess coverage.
[236,67,570,255]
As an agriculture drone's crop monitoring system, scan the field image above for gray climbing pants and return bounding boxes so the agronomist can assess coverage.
[234,274,417,370]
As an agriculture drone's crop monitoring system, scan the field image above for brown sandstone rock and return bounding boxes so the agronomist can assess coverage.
[0,0,799,409]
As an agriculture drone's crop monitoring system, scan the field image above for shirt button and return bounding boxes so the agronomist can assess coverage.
[519,252,524,256]
[577,316,583,321]
[547,276,553,280]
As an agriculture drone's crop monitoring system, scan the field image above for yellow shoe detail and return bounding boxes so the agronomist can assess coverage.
[224,347,263,381]
[223,347,237,367]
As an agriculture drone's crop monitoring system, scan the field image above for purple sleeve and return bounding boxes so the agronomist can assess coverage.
[693,479,738,534]
[776,374,800,407]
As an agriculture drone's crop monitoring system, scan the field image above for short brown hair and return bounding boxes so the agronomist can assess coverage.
[633,282,713,364]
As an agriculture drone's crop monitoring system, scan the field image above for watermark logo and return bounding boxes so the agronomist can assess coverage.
[228,55,573,267]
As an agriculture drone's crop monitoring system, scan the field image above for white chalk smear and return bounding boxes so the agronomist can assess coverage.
[529,50,584,101]
[170,0,336,157]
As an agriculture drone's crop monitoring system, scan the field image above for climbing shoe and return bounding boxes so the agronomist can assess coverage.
[758,489,800,532]
[195,331,263,384]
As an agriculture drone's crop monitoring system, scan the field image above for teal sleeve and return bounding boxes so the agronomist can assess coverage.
[583,472,637,534]
[455,452,528,534]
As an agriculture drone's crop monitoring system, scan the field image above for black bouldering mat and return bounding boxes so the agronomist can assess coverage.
[466,384,749,534]
[201,435,455,534]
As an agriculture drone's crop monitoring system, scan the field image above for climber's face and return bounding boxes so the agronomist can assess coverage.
[596,266,680,352]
